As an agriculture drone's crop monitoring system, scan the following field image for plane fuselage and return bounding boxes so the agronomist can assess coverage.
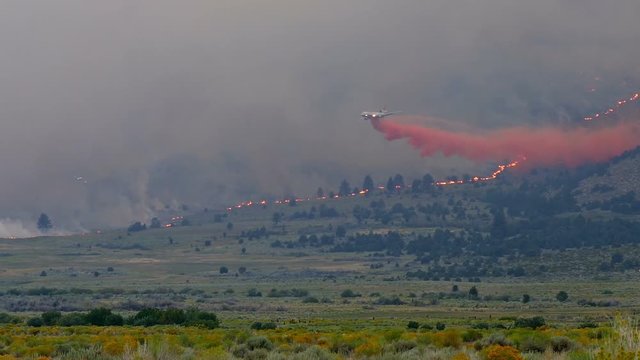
[360,110,398,120]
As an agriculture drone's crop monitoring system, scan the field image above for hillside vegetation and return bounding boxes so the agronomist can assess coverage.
[0,149,639,358]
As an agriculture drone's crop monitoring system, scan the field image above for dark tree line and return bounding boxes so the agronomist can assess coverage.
[25,307,219,329]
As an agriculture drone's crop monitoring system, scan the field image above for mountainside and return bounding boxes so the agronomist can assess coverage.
[575,146,640,205]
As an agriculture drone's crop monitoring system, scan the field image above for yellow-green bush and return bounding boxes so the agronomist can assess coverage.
[483,345,523,360]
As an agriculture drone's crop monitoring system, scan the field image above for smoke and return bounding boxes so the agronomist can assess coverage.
[372,116,640,168]
[0,219,72,239]
[1,1,640,228]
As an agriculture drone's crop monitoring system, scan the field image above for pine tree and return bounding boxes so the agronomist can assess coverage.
[362,175,374,193]
[37,213,52,232]
[393,174,405,189]
[386,177,394,192]
[339,180,351,197]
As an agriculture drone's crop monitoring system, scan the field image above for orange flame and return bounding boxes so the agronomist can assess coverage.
[583,91,639,121]
[434,158,524,186]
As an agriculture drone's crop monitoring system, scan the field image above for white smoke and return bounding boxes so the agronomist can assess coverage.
[0,218,73,239]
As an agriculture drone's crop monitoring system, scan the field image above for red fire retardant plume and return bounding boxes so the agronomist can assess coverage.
[371,117,640,168]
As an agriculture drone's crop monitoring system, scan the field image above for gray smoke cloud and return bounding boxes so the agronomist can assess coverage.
[1,0,639,230]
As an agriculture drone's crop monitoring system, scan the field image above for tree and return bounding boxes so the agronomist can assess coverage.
[272,212,282,226]
[85,308,115,326]
[522,294,531,304]
[149,217,161,229]
[490,207,507,239]
[41,311,62,326]
[352,205,371,224]
[556,291,568,302]
[422,173,434,187]
[611,252,624,264]
[411,179,422,193]
[468,286,479,299]
[335,225,347,238]
[401,208,416,223]
[26,317,44,327]
[362,175,374,193]
[37,213,52,232]
[219,266,229,274]
[393,174,405,189]
[339,180,351,197]
[127,222,146,232]
[386,177,395,192]
[316,187,325,198]
[407,321,420,330]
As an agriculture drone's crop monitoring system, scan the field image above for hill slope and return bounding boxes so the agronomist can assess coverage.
[575,146,640,205]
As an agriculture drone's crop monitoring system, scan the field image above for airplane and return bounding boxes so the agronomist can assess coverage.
[360,108,400,120]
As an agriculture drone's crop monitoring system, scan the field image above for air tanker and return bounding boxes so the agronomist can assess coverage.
[360,108,400,120]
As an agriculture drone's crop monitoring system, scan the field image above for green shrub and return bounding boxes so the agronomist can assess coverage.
[267,288,309,298]
[184,308,219,329]
[0,312,20,324]
[58,313,89,326]
[518,335,549,353]
[41,311,62,326]
[127,307,218,328]
[246,348,269,360]
[383,328,404,342]
[513,316,545,329]
[374,296,406,305]
[386,340,417,353]
[251,321,277,330]
[104,313,124,326]
[330,337,355,356]
[55,345,112,360]
[290,346,337,360]
[556,291,569,302]
[340,289,361,298]
[420,323,434,330]
[246,336,274,351]
[462,329,483,342]
[578,321,598,329]
[472,322,490,330]
[475,332,513,350]
[407,321,420,330]
[26,317,44,327]
[550,336,574,352]
[290,289,309,297]
[86,308,115,326]
[232,344,250,358]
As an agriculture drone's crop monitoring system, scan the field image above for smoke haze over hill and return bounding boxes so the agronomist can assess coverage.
[1,1,639,229]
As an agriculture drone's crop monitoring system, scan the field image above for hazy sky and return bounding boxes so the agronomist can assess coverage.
[1,0,639,229]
